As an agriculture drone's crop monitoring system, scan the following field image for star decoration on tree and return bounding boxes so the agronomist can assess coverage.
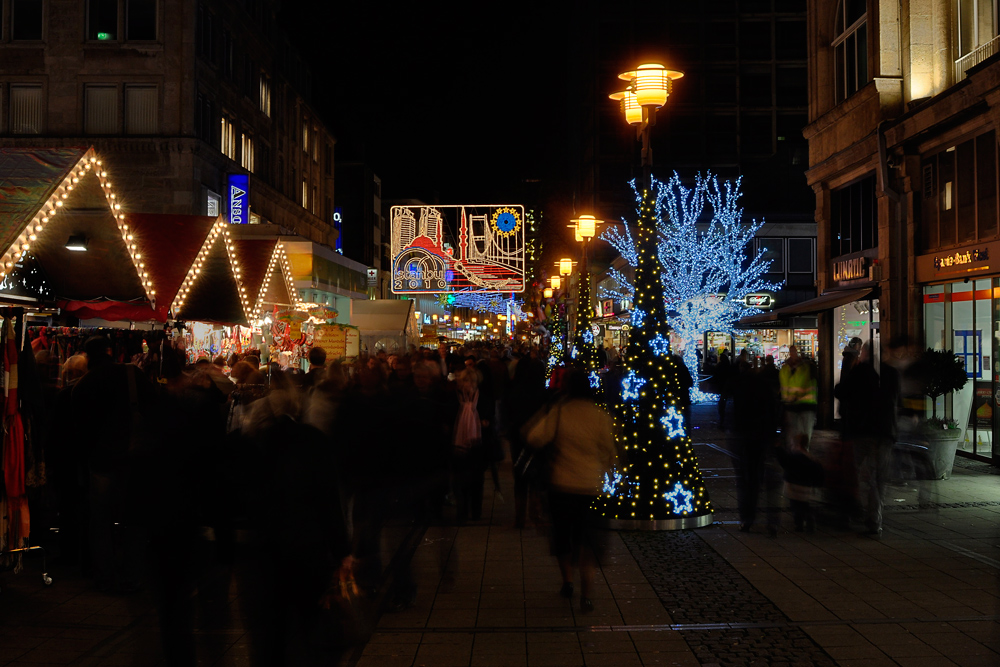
[664,482,694,514]
[660,406,686,439]
[603,471,624,496]
[650,334,670,357]
[621,370,646,401]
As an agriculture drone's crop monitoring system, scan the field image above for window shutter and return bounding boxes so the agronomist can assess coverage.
[85,85,118,134]
[10,84,43,134]
[125,85,158,134]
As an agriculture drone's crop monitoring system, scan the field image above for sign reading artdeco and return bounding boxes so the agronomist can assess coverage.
[390,205,525,294]
[228,173,249,225]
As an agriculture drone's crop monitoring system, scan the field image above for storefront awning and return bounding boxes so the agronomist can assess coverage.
[738,288,873,326]
[350,299,415,336]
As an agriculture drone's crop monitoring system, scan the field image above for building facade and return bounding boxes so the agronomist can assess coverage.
[0,0,336,246]
[807,0,1000,462]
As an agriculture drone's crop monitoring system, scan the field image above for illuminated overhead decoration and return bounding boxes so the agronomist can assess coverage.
[390,205,525,294]
[448,289,522,316]
[0,149,154,306]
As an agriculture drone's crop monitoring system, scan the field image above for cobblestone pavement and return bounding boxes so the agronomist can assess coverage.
[621,529,838,667]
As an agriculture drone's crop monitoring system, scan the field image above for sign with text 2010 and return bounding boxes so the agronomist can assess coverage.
[228,173,249,225]
[390,205,525,294]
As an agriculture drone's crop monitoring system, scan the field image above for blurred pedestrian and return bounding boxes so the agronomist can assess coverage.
[778,344,819,532]
[525,367,615,613]
[452,367,491,523]
[733,362,781,536]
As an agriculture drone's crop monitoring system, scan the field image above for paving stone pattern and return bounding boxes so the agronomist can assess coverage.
[621,529,838,667]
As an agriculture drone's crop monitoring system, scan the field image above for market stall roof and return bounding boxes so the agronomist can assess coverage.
[165,217,252,326]
[738,288,873,326]
[231,239,300,320]
[0,147,154,319]
[350,298,415,336]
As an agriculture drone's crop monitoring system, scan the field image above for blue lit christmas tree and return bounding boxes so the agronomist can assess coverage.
[593,185,713,528]
[544,315,566,388]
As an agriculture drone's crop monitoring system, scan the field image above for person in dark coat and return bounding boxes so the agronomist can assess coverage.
[733,363,781,535]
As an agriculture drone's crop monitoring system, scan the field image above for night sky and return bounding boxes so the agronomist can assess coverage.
[280,3,576,206]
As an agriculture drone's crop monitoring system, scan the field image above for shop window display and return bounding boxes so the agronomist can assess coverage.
[831,298,878,418]
[922,281,995,457]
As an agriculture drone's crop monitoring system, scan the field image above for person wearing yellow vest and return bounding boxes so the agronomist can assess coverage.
[778,345,820,532]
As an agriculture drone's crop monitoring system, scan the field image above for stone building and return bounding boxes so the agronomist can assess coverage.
[0,0,336,246]
[807,0,1000,462]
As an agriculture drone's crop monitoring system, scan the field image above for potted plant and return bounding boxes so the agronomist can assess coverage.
[914,348,969,479]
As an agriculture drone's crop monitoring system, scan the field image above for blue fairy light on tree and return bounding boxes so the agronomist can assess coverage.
[592,183,713,528]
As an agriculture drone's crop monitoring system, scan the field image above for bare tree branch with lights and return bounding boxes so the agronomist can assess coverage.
[599,173,780,399]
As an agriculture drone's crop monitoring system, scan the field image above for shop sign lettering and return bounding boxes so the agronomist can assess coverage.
[934,248,989,270]
[832,256,868,282]
[744,293,772,308]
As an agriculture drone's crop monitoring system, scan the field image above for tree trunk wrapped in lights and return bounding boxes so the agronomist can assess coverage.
[544,315,567,388]
[593,185,713,529]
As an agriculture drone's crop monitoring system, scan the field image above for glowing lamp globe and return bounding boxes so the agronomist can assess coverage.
[559,258,573,276]
[550,276,562,290]
[573,215,600,240]
[609,90,643,125]
[618,63,684,108]
[543,287,554,298]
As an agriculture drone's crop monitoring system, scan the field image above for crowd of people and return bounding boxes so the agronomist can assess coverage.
[36,334,615,665]
[24,328,939,665]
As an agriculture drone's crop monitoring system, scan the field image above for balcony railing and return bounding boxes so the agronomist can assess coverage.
[955,35,1000,82]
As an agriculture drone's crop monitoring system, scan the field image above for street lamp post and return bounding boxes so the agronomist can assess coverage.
[609,63,683,191]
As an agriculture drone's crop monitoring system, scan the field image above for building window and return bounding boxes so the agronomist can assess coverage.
[87,0,118,41]
[921,131,999,250]
[195,92,213,143]
[757,238,785,277]
[9,84,43,134]
[302,120,309,153]
[832,0,868,102]
[324,144,332,176]
[312,185,317,214]
[830,173,877,257]
[12,0,44,40]
[222,27,234,79]
[258,141,270,184]
[220,116,235,159]
[125,85,157,133]
[259,73,271,117]
[196,5,214,61]
[312,127,318,161]
[241,133,254,172]
[301,180,308,208]
[127,0,157,40]
[84,84,118,134]
[787,238,814,273]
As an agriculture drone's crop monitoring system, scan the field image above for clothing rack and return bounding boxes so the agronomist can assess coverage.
[0,309,51,591]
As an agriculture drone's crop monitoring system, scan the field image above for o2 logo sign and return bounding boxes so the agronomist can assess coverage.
[228,173,249,224]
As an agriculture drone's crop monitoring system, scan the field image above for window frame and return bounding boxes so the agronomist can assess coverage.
[12,0,45,41]
[83,83,120,135]
[831,0,869,103]
[124,83,158,134]
[9,83,45,134]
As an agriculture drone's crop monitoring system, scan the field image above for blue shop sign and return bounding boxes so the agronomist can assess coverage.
[228,173,249,224]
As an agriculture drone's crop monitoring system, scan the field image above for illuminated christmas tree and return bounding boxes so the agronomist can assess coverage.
[544,315,566,388]
[571,268,602,392]
[593,185,713,528]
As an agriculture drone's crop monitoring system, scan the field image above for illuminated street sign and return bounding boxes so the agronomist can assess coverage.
[228,173,249,225]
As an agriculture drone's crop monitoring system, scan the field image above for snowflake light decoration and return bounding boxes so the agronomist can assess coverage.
[583,329,594,344]
[630,308,646,328]
[660,405,686,439]
[664,482,694,514]
[621,370,646,401]
[588,371,601,389]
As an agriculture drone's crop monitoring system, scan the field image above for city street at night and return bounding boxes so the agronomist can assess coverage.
[0,404,997,666]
